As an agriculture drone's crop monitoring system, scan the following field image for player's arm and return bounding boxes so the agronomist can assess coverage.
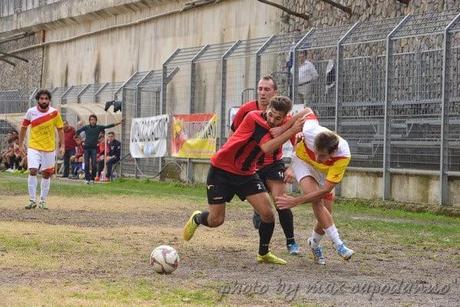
[57,127,65,156]
[260,117,305,154]
[269,107,314,138]
[75,126,85,136]
[276,181,336,209]
[18,115,30,156]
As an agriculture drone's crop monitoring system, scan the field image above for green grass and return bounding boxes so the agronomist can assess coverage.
[0,172,206,200]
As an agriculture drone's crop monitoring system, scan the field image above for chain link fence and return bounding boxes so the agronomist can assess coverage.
[2,11,460,204]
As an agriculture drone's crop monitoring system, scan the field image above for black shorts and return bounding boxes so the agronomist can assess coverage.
[206,166,267,204]
[256,160,286,186]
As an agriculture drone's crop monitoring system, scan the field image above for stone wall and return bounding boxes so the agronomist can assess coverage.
[281,0,460,33]
[0,32,42,92]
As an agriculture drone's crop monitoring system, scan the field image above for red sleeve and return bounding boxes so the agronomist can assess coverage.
[231,104,249,132]
[22,119,31,127]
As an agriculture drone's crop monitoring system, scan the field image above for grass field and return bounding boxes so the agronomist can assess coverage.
[1,172,459,306]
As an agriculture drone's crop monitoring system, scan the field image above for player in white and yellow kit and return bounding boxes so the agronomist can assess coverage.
[276,109,354,265]
[18,89,64,209]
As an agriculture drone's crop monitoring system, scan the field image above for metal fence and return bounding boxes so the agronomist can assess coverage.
[2,11,460,205]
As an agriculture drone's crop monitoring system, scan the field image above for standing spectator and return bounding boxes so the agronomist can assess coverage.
[18,89,65,210]
[75,114,122,184]
[294,51,318,105]
[62,121,77,178]
[105,131,121,180]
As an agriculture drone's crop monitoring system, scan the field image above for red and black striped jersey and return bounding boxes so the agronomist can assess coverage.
[231,100,294,169]
[212,111,272,175]
[230,100,259,132]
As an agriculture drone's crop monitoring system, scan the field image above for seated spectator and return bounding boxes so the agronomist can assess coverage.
[105,131,121,180]
[70,136,84,178]
[96,132,108,180]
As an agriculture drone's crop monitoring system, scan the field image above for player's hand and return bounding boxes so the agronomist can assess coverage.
[290,117,305,134]
[283,167,295,184]
[269,126,284,138]
[18,145,26,156]
[276,193,299,209]
[295,132,304,144]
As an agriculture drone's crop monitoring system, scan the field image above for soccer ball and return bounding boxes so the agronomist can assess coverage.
[150,245,179,274]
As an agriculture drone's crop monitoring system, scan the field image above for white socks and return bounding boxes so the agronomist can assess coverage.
[310,230,324,248]
[28,175,37,201]
[324,225,343,247]
[40,178,51,201]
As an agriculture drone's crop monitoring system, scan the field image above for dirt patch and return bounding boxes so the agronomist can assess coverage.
[0,195,459,306]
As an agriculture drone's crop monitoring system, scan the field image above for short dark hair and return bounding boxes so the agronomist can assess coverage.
[268,96,292,115]
[89,114,98,121]
[260,75,278,90]
[35,89,51,101]
[108,131,115,136]
[314,131,339,154]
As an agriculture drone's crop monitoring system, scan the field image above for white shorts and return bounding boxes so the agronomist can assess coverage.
[27,148,56,171]
[290,154,325,185]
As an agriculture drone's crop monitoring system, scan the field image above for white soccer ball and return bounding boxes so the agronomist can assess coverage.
[150,245,179,274]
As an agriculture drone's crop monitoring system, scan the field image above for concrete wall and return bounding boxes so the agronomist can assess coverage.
[40,0,281,87]
[177,162,460,207]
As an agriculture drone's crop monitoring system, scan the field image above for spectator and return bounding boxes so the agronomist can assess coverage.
[105,131,121,180]
[62,121,77,178]
[70,136,84,178]
[75,114,122,184]
[294,51,318,105]
[96,132,107,180]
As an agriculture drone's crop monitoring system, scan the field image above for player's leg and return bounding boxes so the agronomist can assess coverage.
[183,166,230,241]
[25,148,40,209]
[246,192,286,265]
[38,150,56,209]
[299,176,353,261]
[266,179,299,255]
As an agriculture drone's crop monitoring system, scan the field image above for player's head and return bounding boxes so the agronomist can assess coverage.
[257,75,278,109]
[265,96,292,128]
[35,89,52,111]
[89,114,97,126]
[63,120,69,129]
[314,131,339,163]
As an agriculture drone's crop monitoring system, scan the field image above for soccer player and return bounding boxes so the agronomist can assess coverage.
[231,75,300,255]
[18,89,65,209]
[183,96,304,265]
[276,109,354,265]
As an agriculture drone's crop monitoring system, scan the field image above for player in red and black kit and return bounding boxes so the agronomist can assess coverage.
[231,76,301,255]
[183,96,305,265]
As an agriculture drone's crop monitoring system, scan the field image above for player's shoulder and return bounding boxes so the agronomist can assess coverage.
[245,110,264,120]
[337,136,350,157]
[48,106,59,114]
[26,106,37,113]
[241,100,258,111]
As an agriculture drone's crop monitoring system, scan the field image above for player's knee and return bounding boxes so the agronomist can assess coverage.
[259,210,275,223]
